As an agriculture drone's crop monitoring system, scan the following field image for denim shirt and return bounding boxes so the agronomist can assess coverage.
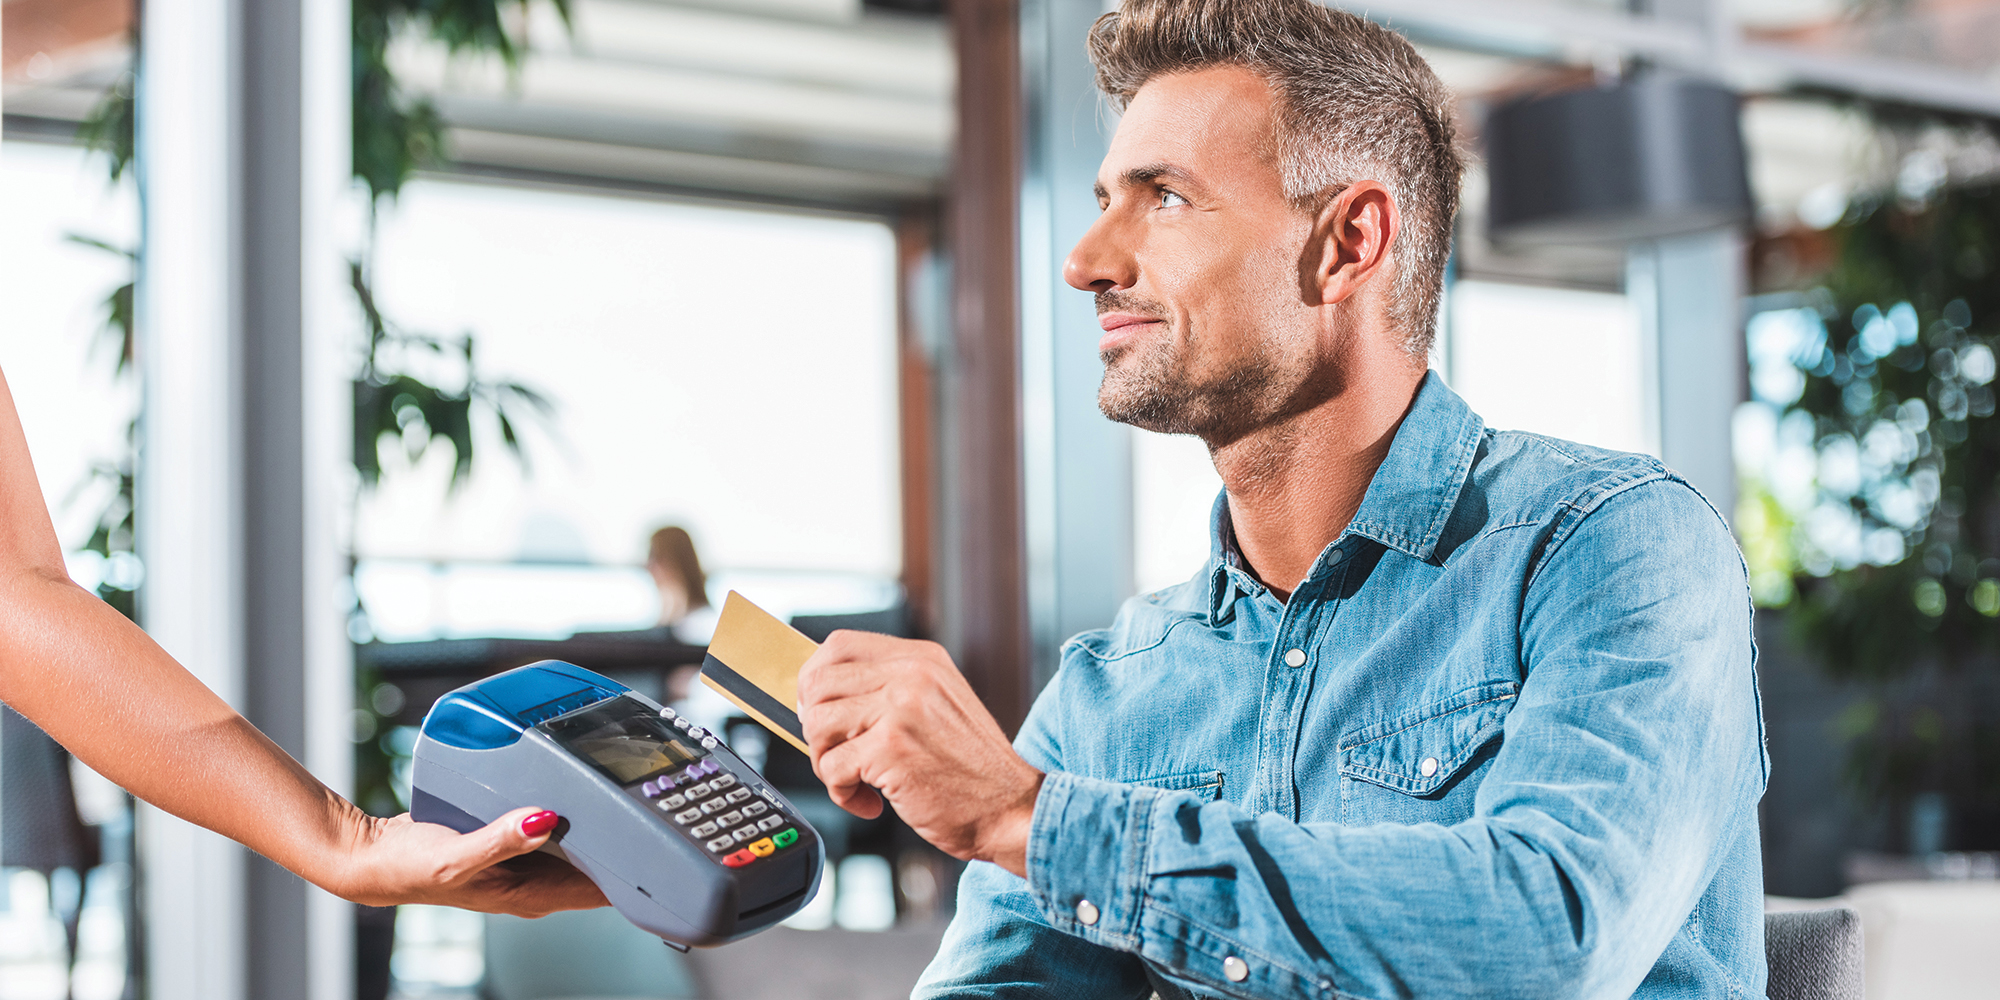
[916,373,1768,1000]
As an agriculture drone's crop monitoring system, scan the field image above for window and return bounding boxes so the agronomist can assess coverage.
[1442,279,1652,455]
[355,179,901,638]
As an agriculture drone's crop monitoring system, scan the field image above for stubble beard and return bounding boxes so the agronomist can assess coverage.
[1095,292,1290,444]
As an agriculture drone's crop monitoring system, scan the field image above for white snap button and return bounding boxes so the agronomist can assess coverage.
[1223,955,1249,982]
[1076,899,1100,926]
[1283,648,1306,668]
[1419,757,1439,778]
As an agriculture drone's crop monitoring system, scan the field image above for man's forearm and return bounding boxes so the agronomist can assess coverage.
[1020,773,1671,1000]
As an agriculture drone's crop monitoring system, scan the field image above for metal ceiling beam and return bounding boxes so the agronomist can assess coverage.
[1323,0,2000,121]
[1323,0,1708,64]
[1739,42,2000,121]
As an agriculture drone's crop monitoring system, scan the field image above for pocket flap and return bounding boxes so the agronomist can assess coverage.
[1133,769,1227,800]
[1340,681,1517,796]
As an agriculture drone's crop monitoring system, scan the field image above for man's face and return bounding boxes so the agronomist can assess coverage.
[1068,65,1343,444]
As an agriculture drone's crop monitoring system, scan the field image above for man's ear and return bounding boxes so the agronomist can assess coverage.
[1303,180,1398,307]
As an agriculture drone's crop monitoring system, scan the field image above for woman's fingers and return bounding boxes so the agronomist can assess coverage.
[357,809,607,915]
[467,851,609,918]
[404,807,546,888]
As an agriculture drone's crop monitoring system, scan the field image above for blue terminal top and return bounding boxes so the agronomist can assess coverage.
[422,661,628,750]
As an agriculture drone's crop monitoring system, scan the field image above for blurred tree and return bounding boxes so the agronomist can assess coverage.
[1774,171,2000,850]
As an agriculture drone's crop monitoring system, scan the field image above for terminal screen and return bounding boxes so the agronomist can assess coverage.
[543,697,701,784]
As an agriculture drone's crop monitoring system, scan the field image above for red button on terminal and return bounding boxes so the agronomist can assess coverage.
[722,849,757,868]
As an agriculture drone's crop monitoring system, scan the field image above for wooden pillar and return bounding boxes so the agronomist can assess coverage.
[896,212,939,639]
[945,0,1031,734]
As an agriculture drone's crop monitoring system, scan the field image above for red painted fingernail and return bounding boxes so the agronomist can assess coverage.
[521,811,559,837]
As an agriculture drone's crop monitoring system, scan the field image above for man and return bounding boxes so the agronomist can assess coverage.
[797,0,1767,996]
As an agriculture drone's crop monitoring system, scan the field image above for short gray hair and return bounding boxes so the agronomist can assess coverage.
[1087,0,1464,357]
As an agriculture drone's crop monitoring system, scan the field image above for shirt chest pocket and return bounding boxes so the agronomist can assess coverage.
[1338,681,1517,826]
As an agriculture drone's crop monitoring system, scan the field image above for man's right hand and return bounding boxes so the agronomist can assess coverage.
[798,631,1045,877]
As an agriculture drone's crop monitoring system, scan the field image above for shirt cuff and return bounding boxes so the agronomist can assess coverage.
[1024,771,1158,950]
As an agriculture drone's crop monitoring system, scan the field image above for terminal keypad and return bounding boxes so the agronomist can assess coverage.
[632,735,807,869]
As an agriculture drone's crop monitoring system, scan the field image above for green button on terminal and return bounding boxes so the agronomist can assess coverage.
[773,828,798,849]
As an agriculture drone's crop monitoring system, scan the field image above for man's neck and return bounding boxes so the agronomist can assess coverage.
[1213,366,1424,600]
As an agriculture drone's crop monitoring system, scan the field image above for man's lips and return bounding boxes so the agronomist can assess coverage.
[1098,312,1163,333]
[1098,312,1165,354]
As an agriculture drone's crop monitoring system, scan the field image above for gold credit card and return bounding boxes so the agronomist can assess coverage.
[698,591,817,754]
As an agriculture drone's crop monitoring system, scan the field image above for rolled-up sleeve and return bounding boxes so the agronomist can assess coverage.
[983,478,1765,1000]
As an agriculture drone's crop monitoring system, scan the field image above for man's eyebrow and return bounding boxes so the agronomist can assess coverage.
[1095,162,1201,201]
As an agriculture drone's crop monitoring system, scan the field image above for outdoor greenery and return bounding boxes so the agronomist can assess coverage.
[1749,166,2000,848]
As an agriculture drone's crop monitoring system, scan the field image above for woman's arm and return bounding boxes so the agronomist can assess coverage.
[0,367,602,914]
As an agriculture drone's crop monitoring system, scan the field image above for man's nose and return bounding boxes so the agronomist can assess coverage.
[1064,213,1135,293]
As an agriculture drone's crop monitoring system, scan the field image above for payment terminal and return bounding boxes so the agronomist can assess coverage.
[411,661,823,947]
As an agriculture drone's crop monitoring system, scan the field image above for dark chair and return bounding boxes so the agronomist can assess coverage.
[789,603,912,643]
[1766,906,1863,1000]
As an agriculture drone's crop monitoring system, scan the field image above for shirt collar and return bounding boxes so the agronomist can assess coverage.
[1204,371,1484,620]
[1341,371,1486,563]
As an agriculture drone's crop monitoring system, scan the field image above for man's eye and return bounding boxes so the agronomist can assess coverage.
[1160,190,1188,208]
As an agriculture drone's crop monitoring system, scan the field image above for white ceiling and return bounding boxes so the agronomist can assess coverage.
[393,0,953,206]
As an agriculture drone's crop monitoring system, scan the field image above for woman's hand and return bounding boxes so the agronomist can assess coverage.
[0,367,606,918]
[337,806,608,916]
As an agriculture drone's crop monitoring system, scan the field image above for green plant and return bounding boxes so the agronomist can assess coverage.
[76,69,136,185]
[69,102,141,621]
[350,261,553,489]
[353,0,572,207]
[347,0,571,822]
[1771,174,2000,848]
[347,0,570,495]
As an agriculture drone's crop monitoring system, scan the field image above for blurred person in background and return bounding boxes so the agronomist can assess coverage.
[648,525,717,643]
[796,1,1767,998]
[0,367,604,916]
[645,525,738,742]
